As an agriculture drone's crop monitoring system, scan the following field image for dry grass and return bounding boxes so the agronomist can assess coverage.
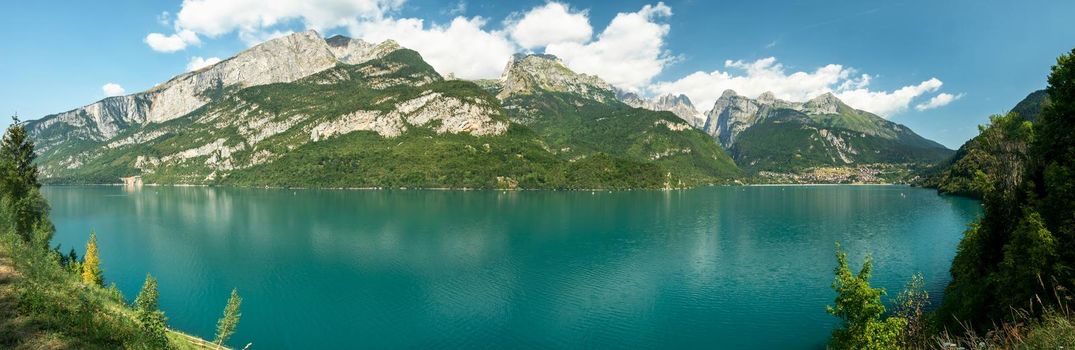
[932,283,1075,349]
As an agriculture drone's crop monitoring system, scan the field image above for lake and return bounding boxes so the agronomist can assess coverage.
[44,185,979,349]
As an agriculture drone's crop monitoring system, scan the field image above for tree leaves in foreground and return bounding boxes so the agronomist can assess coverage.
[939,48,1075,330]
[215,288,243,347]
[81,231,103,286]
[827,244,906,349]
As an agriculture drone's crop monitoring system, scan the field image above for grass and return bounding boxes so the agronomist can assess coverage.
[929,283,1075,349]
[0,233,221,349]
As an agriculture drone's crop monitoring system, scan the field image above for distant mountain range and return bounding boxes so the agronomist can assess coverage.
[26,30,952,188]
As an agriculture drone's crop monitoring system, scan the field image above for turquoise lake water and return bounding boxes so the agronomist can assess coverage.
[43,185,980,349]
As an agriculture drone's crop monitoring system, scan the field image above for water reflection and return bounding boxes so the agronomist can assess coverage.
[44,185,980,349]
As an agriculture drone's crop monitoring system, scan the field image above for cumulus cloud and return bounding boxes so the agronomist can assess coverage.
[146,0,403,51]
[349,17,516,79]
[837,78,943,116]
[915,92,964,111]
[145,30,201,52]
[186,56,222,72]
[545,3,673,92]
[652,56,948,117]
[507,2,592,49]
[102,83,126,97]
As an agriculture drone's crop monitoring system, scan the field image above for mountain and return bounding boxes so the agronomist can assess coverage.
[1010,89,1049,122]
[489,54,742,184]
[697,90,953,175]
[923,89,1049,197]
[26,32,741,189]
[616,90,705,126]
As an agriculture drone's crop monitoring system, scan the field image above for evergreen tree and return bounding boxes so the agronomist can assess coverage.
[135,273,170,349]
[135,273,160,312]
[827,244,906,350]
[1,116,39,189]
[139,309,171,349]
[215,288,242,347]
[0,116,51,244]
[81,231,103,286]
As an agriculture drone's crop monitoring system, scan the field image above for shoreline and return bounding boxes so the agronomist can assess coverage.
[41,182,914,191]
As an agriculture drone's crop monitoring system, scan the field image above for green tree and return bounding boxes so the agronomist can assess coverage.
[135,274,170,349]
[1,116,39,189]
[81,231,103,286]
[1035,48,1075,275]
[0,116,52,244]
[939,48,1075,331]
[135,273,160,312]
[894,273,930,348]
[827,244,906,350]
[215,288,242,347]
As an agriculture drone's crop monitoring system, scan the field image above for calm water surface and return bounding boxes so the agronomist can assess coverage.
[44,185,979,349]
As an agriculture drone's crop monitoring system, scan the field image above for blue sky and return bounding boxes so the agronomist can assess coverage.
[1,0,1072,148]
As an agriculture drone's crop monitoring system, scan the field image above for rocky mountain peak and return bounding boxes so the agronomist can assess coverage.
[323,34,400,65]
[656,94,695,109]
[720,89,738,98]
[496,53,612,101]
[26,29,405,152]
[757,91,777,102]
[804,92,844,115]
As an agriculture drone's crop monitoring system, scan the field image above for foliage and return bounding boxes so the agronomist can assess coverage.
[938,48,1075,335]
[731,109,952,175]
[135,274,170,349]
[0,121,213,348]
[29,50,741,189]
[81,231,103,287]
[923,90,1048,198]
[894,273,931,348]
[135,273,160,312]
[215,288,242,347]
[827,244,907,350]
[0,118,52,245]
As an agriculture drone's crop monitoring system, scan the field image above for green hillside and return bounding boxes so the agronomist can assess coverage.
[921,89,1049,197]
[31,50,741,189]
[729,107,952,173]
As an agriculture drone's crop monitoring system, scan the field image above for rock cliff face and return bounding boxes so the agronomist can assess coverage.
[26,30,400,154]
[698,90,952,171]
[702,90,804,148]
[616,90,705,126]
[28,38,742,189]
[496,54,613,101]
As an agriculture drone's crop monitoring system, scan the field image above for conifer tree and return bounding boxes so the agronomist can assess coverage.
[135,273,170,348]
[215,288,242,347]
[135,273,160,312]
[81,231,103,286]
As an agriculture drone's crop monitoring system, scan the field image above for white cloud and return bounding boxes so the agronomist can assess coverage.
[652,56,947,117]
[186,56,222,72]
[145,30,201,52]
[147,0,404,51]
[507,2,592,49]
[837,78,943,116]
[545,3,673,92]
[915,92,964,111]
[350,16,516,79]
[102,83,126,97]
